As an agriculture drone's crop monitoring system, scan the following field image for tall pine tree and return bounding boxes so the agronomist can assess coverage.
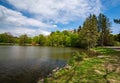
[114,18,120,42]
[79,14,99,48]
[114,19,120,24]
[97,13,111,46]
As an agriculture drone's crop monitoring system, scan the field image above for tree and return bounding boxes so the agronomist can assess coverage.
[0,32,15,43]
[19,34,29,45]
[114,18,120,42]
[38,34,46,46]
[98,13,111,46]
[77,25,81,33]
[114,33,120,42]
[62,30,71,47]
[63,35,71,47]
[117,33,120,42]
[32,34,46,46]
[32,36,39,44]
[62,30,70,36]
[79,14,99,49]
[74,29,77,33]
[46,30,74,47]
[48,31,64,47]
[114,19,120,24]
[70,33,79,47]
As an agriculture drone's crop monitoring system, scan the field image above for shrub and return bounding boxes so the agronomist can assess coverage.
[73,51,83,62]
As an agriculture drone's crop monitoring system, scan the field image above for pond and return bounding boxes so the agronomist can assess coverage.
[0,46,81,83]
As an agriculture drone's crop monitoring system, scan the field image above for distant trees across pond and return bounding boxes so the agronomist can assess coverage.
[0,13,120,48]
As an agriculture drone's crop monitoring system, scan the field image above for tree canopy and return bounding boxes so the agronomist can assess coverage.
[0,13,119,47]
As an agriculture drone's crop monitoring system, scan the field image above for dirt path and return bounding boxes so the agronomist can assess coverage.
[104,46,120,51]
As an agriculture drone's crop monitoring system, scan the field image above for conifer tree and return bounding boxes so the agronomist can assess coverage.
[79,14,98,48]
[114,18,120,42]
[114,19,120,24]
[97,13,111,46]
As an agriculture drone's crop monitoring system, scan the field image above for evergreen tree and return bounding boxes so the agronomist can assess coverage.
[77,25,81,33]
[98,13,111,46]
[114,19,120,24]
[79,14,99,48]
[114,18,120,42]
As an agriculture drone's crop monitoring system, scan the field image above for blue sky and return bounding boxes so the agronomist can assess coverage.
[0,0,120,36]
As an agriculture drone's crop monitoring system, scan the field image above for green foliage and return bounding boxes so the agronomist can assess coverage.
[46,52,107,83]
[32,36,39,44]
[19,34,30,45]
[98,13,112,46]
[46,48,120,82]
[70,33,79,47]
[46,30,79,47]
[79,14,99,49]
[46,31,64,47]
[114,19,120,42]
[114,33,120,42]
[0,14,119,47]
[0,32,15,43]
[114,41,120,46]
[73,51,83,62]
[33,34,46,46]
[93,47,117,55]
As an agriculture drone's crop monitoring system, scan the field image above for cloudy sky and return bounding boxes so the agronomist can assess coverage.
[0,0,120,36]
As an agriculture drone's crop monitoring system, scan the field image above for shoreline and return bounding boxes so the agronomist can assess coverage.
[43,47,120,82]
[37,64,71,83]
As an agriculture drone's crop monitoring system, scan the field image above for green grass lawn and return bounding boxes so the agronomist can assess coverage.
[40,47,120,83]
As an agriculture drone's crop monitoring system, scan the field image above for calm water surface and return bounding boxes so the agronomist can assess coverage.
[0,46,81,83]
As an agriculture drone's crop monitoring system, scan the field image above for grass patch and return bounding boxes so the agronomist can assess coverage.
[93,47,117,55]
[41,47,120,83]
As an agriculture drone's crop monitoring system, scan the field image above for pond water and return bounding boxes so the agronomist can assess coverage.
[0,46,81,83]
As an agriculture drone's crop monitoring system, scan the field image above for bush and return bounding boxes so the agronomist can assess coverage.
[73,51,83,62]
[114,41,120,46]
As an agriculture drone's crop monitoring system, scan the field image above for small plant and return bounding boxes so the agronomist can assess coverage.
[81,52,88,58]
[73,51,83,62]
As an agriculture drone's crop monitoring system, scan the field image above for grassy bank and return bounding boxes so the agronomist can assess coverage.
[40,47,120,83]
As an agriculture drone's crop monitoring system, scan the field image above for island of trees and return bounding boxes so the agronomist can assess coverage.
[0,13,120,48]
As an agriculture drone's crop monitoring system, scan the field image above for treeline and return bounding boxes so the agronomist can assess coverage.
[0,13,120,48]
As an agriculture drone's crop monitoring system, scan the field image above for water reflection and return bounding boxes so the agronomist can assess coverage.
[0,46,79,83]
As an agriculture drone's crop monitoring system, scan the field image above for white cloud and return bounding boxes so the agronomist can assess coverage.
[0,5,56,28]
[7,0,102,24]
[0,26,50,37]
[0,0,102,36]
[0,5,54,36]
[13,28,50,36]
